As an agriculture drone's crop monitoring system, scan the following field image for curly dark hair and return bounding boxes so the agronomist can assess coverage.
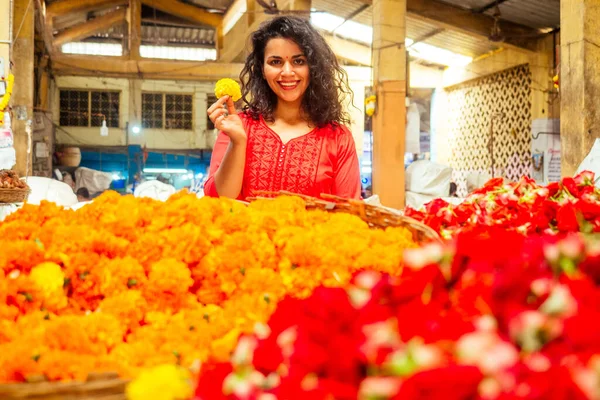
[240,15,353,127]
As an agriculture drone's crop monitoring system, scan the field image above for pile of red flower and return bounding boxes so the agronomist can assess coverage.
[193,230,600,400]
[405,171,600,238]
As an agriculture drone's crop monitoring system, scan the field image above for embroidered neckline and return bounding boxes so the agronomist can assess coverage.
[259,115,318,146]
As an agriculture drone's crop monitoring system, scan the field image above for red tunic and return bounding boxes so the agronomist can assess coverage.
[204,113,361,200]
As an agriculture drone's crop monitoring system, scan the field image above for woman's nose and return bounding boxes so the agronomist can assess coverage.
[281,61,294,75]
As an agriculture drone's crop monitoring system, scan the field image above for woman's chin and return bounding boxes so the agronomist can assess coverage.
[277,93,303,104]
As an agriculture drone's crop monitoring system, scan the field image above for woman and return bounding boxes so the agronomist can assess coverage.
[204,16,361,200]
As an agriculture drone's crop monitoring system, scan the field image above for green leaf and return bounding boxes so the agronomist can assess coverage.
[19,292,33,302]
[559,257,577,277]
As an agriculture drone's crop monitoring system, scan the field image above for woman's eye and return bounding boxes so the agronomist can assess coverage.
[294,59,306,65]
[269,60,281,66]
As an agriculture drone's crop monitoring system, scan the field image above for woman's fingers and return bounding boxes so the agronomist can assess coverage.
[209,107,227,123]
[226,97,236,116]
[215,115,226,130]
[206,96,229,115]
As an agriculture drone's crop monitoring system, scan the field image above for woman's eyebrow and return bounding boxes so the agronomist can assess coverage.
[266,54,305,59]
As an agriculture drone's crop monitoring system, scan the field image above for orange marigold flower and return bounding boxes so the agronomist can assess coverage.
[100,256,148,297]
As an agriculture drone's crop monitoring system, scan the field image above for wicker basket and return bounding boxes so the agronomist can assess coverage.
[0,192,439,398]
[0,187,30,203]
[0,372,128,400]
[248,191,441,244]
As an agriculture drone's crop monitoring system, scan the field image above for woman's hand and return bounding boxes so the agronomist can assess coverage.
[207,96,247,145]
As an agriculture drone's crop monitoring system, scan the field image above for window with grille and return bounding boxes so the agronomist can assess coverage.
[142,93,193,130]
[59,90,120,127]
[206,94,217,130]
[142,93,163,129]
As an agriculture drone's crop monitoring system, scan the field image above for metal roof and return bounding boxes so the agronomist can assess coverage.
[312,0,500,57]
[50,0,557,61]
[437,0,560,30]
[92,25,216,46]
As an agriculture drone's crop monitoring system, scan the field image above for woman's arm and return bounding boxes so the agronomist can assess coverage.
[204,96,248,198]
[333,126,362,199]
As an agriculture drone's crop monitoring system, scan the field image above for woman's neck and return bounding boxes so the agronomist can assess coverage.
[274,100,305,125]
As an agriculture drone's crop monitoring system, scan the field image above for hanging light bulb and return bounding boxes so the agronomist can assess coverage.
[100,118,109,137]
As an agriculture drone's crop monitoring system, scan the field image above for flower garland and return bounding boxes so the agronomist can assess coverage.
[194,230,600,400]
[405,171,600,239]
[0,194,417,383]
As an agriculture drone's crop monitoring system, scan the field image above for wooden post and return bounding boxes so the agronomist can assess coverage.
[290,0,311,16]
[560,0,600,177]
[371,0,406,209]
[38,56,50,110]
[129,0,141,60]
[0,0,10,78]
[12,0,35,177]
[54,8,128,47]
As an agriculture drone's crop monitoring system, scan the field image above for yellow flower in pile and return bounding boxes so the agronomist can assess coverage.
[214,78,242,102]
[30,262,64,293]
[29,262,68,310]
[126,364,192,400]
[211,328,241,362]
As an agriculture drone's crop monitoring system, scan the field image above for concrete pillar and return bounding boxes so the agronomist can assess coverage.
[129,0,141,60]
[0,0,9,78]
[12,0,35,177]
[560,0,600,177]
[128,78,142,131]
[371,0,406,209]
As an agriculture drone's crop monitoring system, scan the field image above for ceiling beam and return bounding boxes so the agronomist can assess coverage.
[54,8,128,47]
[185,0,231,11]
[324,34,371,66]
[354,0,539,52]
[51,54,243,80]
[47,0,128,16]
[408,28,444,46]
[34,0,54,55]
[474,0,510,14]
[140,0,223,27]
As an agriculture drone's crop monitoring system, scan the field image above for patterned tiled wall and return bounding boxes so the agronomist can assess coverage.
[446,64,532,196]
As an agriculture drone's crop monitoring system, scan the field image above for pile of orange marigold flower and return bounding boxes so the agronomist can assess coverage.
[0,192,417,383]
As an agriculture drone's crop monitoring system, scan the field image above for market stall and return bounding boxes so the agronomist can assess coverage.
[0,172,599,400]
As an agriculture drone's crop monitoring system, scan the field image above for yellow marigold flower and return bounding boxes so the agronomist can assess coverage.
[126,364,192,400]
[214,78,242,102]
[29,262,65,294]
[211,328,241,362]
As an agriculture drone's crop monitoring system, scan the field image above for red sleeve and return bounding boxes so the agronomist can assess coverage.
[203,131,231,198]
[333,126,362,200]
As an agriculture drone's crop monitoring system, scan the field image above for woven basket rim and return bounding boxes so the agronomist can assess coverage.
[247,191,441,243]
[0,187,30,192]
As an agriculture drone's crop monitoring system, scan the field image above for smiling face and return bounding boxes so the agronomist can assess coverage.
[263,37,310,106]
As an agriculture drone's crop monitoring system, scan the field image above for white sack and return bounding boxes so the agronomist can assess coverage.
[134,180,176,202]
[0,147,16,170]
[0,204,18,222]
[576,138,600,188]
[75,167,113,194]
[466,171,493,193]
[405,191,464,211]
[406,160,453,198]
[25,177,78,207]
